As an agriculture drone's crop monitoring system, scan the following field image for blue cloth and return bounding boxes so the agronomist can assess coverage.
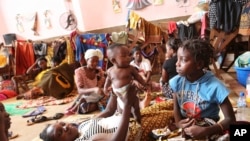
[169,71,230,120]
[75,33,108,68]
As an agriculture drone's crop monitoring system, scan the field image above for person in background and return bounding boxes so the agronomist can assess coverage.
[26,57,50,79]
[39,85,138,141]
[161,38,182,99]
[15,56,64,100]
[65,49,107,115]
[0,102,11,141]
[169,39,236,140]
[130,46,162,93]
[130,46,152,84]
[13,57,50,99]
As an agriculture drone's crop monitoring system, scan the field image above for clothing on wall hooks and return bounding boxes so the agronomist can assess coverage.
[16,14,24,33]
[31,12,39,36]
[112,0,122,13]
[126,0,151,10]
[44,10,52,29]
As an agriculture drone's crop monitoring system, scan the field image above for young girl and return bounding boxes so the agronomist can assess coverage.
[162,37,182,82]
[169,39,236,140]
[26,57,49,79]
[161,38,182,99]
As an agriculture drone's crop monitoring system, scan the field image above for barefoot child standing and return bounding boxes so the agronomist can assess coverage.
[104,43,150,124]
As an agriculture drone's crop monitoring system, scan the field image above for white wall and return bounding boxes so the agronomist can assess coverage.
[0,0,198,43]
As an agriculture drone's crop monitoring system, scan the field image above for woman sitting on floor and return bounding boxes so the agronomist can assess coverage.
[64,49,108,115]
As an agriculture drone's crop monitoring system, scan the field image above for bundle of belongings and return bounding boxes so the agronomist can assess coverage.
[17,62,75,100]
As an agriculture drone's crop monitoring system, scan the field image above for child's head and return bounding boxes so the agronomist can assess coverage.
[107,43,131,68]
[176,39,214,76]
[131,46,142,62]
[166,38,182,57]
[84,49,103,69]
[37,57,48,70]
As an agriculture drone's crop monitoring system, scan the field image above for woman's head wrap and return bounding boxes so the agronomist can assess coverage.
[84,49,103,61]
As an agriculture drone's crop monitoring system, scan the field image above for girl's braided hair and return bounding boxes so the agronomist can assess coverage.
[167,37,182,52]
[181,39,215,68]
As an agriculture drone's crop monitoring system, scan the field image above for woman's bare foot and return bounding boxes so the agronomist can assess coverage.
[140,92,152,109]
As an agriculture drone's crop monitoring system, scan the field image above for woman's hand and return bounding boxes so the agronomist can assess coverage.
[184,125,206,139]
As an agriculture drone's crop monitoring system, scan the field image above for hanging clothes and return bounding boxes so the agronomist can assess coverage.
[15,40,35,75]
[75,33,108,70]
[177,23,199,42]
[239,1,250,35]
[33,42,47,58]
[51,38,67,61]
[209,0,248,33]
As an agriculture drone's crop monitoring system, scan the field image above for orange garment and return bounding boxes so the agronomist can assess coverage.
[138,18,162,41]
[15,40,35,75]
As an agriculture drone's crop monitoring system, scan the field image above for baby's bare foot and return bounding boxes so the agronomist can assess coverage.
[140,92,151,109]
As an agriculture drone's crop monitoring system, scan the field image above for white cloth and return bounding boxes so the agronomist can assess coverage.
[84,49,103,61]
[75,113,141,141]
[130,57,152,76]
[81,92,103,103]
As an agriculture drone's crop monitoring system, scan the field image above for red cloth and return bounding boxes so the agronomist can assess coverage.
[0,90,17,101]
[200,14,207,38]
[168,21,177,34]
[15,40,35,75]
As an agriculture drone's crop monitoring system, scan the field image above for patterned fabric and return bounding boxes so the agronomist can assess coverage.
[161,83,173,99]
[208,1,217,29]
[75,114,141,141]
[74,33,108,70]
[16,93,76,109]
[239,1,250,35]
[209,0,249,31]
[140,100,174,141]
